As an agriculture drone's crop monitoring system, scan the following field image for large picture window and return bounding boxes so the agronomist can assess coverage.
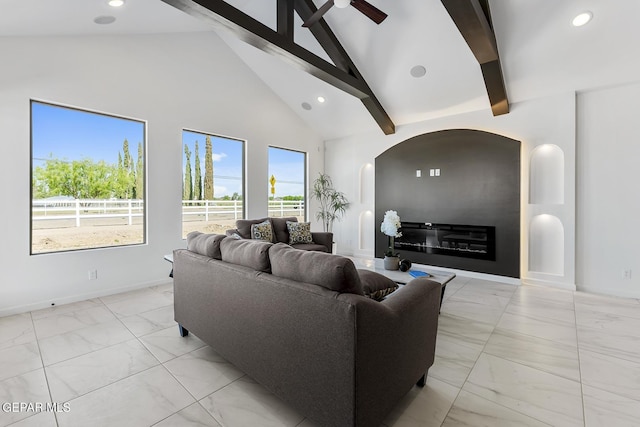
[182,130,245,238]
[268,147,306,221]
[31,101,146,254]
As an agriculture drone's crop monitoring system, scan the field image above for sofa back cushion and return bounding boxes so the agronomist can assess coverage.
[270,217,298,243]
[269,243,364,295]
[220,238,272,272]
[186,232,226,260]
[235,218,270,240]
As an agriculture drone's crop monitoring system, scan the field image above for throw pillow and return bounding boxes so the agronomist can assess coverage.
[287,221,313,245]
[251,220,274,242]
[358,269,399,301]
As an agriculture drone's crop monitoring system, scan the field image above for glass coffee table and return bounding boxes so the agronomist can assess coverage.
[349,257,456,309]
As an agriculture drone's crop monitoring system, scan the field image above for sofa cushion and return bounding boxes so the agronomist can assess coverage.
[236,218,270,240]
[291,243,330,252]
[251,220,274,242]
[220,238,272,272]
[269,243,364,295]
[186,232,226,260]
[270,216,298,243]
[357,269,399,301]
[287,221,313,245]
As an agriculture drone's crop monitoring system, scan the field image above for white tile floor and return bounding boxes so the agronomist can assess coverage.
[1,277,640,426]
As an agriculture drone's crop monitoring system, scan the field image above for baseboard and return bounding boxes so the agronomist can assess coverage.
[577,284,640,300]
[0,278,173,317]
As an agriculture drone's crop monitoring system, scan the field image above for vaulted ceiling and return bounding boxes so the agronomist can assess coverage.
[3,0,640,140]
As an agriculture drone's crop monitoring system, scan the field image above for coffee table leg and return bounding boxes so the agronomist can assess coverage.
[440,283,447,313]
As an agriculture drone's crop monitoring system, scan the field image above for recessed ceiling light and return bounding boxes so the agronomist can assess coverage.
[94,15,116,25]
[317,96,326,103]
[108,0,125,7]
[572,11,593,27]
[410,65,427,78]
[301,102,312,111]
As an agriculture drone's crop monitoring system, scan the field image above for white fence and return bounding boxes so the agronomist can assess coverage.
[32,199,305,227]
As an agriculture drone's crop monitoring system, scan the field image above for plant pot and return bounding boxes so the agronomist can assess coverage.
[383,255,400,271]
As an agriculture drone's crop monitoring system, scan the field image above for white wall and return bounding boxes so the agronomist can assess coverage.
[325,93,577,290]
[577,82,640,298]
[0,32,323,315]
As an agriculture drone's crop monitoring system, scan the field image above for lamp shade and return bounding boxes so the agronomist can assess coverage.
[334,0,351,9]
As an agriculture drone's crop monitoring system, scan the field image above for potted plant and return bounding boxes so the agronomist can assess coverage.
[381,210,402,270]
[311,173,350,233]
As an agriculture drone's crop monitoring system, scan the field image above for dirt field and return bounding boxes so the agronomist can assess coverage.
[32,219,236,253]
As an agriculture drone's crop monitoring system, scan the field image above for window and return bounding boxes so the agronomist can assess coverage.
[182,130,245,238]
[268,147,306,221]
[31,101,146,254]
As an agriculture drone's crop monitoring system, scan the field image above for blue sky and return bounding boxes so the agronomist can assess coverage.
[268,147,305,198]
[31,101,144,168]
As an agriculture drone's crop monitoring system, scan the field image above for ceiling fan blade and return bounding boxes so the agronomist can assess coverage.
[351,0,387,24]
[302,0,335,27]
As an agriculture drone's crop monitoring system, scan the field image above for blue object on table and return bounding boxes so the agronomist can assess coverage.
[408,270,431,278]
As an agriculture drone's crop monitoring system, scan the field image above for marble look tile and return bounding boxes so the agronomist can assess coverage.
[33,305,117,340]
[574,291,640,320]
[153,402,221,427]
[505,298,576,324]
[200,376,305,427]
[46,339,159,402]
[0,369,50,426]
[457,279,517,299]
[446,290,511,309]
[583,385,640,427]
[99,287,160,305]
[575,306,640,338]
[30,298,104,321]
[164,346,245,399]
[496,312,577,346]
[429,331,484,388]
[103,290,174,318]
[383,376,459,427]
[6,411,58,427]
[440,299,506,326]
[442,390,549,427]
[577,325,640,363]
[56,365,194,427]
[579,349,640,401]
[512,285,575,304]
[120,305,176,337]
[484,329,580,381]
[0,313,36,351]
[0,341,42,382]
[463,353,583,426]
[151,282,174,297]
[38,318,135,366]
[436,313,495,346]
[140,326,206,363]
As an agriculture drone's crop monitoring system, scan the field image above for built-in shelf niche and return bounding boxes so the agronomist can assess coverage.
[359,163,373,204]
[530,144,564,204]
[529,214,564,275]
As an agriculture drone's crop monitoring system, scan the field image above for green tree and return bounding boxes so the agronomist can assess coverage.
[33,158,116,199]
[194,140,202,201]
[118,139,135,198]
[183,144,193,201]
[204,135,214,200]
[135,142,144,199]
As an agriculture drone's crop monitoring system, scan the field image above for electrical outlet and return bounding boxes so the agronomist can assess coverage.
[623,269,632,280]
[88,269,98,280]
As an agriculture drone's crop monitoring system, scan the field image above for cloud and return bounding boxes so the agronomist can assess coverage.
[212,153,227,162]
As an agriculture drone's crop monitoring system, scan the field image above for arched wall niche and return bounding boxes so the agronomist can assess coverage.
[375,129,521,278]
[358,210,374,251]
[529,214,564,275]
[530,144,564,204]
[359,163,374,204]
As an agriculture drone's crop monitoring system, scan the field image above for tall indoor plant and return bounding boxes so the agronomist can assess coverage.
[311,173,350,233]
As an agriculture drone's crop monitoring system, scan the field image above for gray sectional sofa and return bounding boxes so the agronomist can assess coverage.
[226,216,333,252]
[173,233,441,427]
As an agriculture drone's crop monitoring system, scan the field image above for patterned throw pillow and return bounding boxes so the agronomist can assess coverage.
[251,220,273,242]
[358,270,399,301]
[286,221,313,245]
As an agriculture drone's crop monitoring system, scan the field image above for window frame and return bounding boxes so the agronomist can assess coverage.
[267,146,308,222]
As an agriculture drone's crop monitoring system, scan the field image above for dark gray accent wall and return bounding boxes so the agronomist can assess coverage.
[375,129,520,278]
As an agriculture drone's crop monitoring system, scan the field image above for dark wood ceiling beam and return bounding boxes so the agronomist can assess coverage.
[160,0,395,134]
[277,0,295,42]
[441,0,509,115]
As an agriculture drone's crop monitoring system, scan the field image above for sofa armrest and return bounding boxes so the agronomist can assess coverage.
[225,228,240,237]
[311,232,333,252]
[337,278,441,426]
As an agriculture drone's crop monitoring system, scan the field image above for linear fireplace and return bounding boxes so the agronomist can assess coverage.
[395,222,496,261]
